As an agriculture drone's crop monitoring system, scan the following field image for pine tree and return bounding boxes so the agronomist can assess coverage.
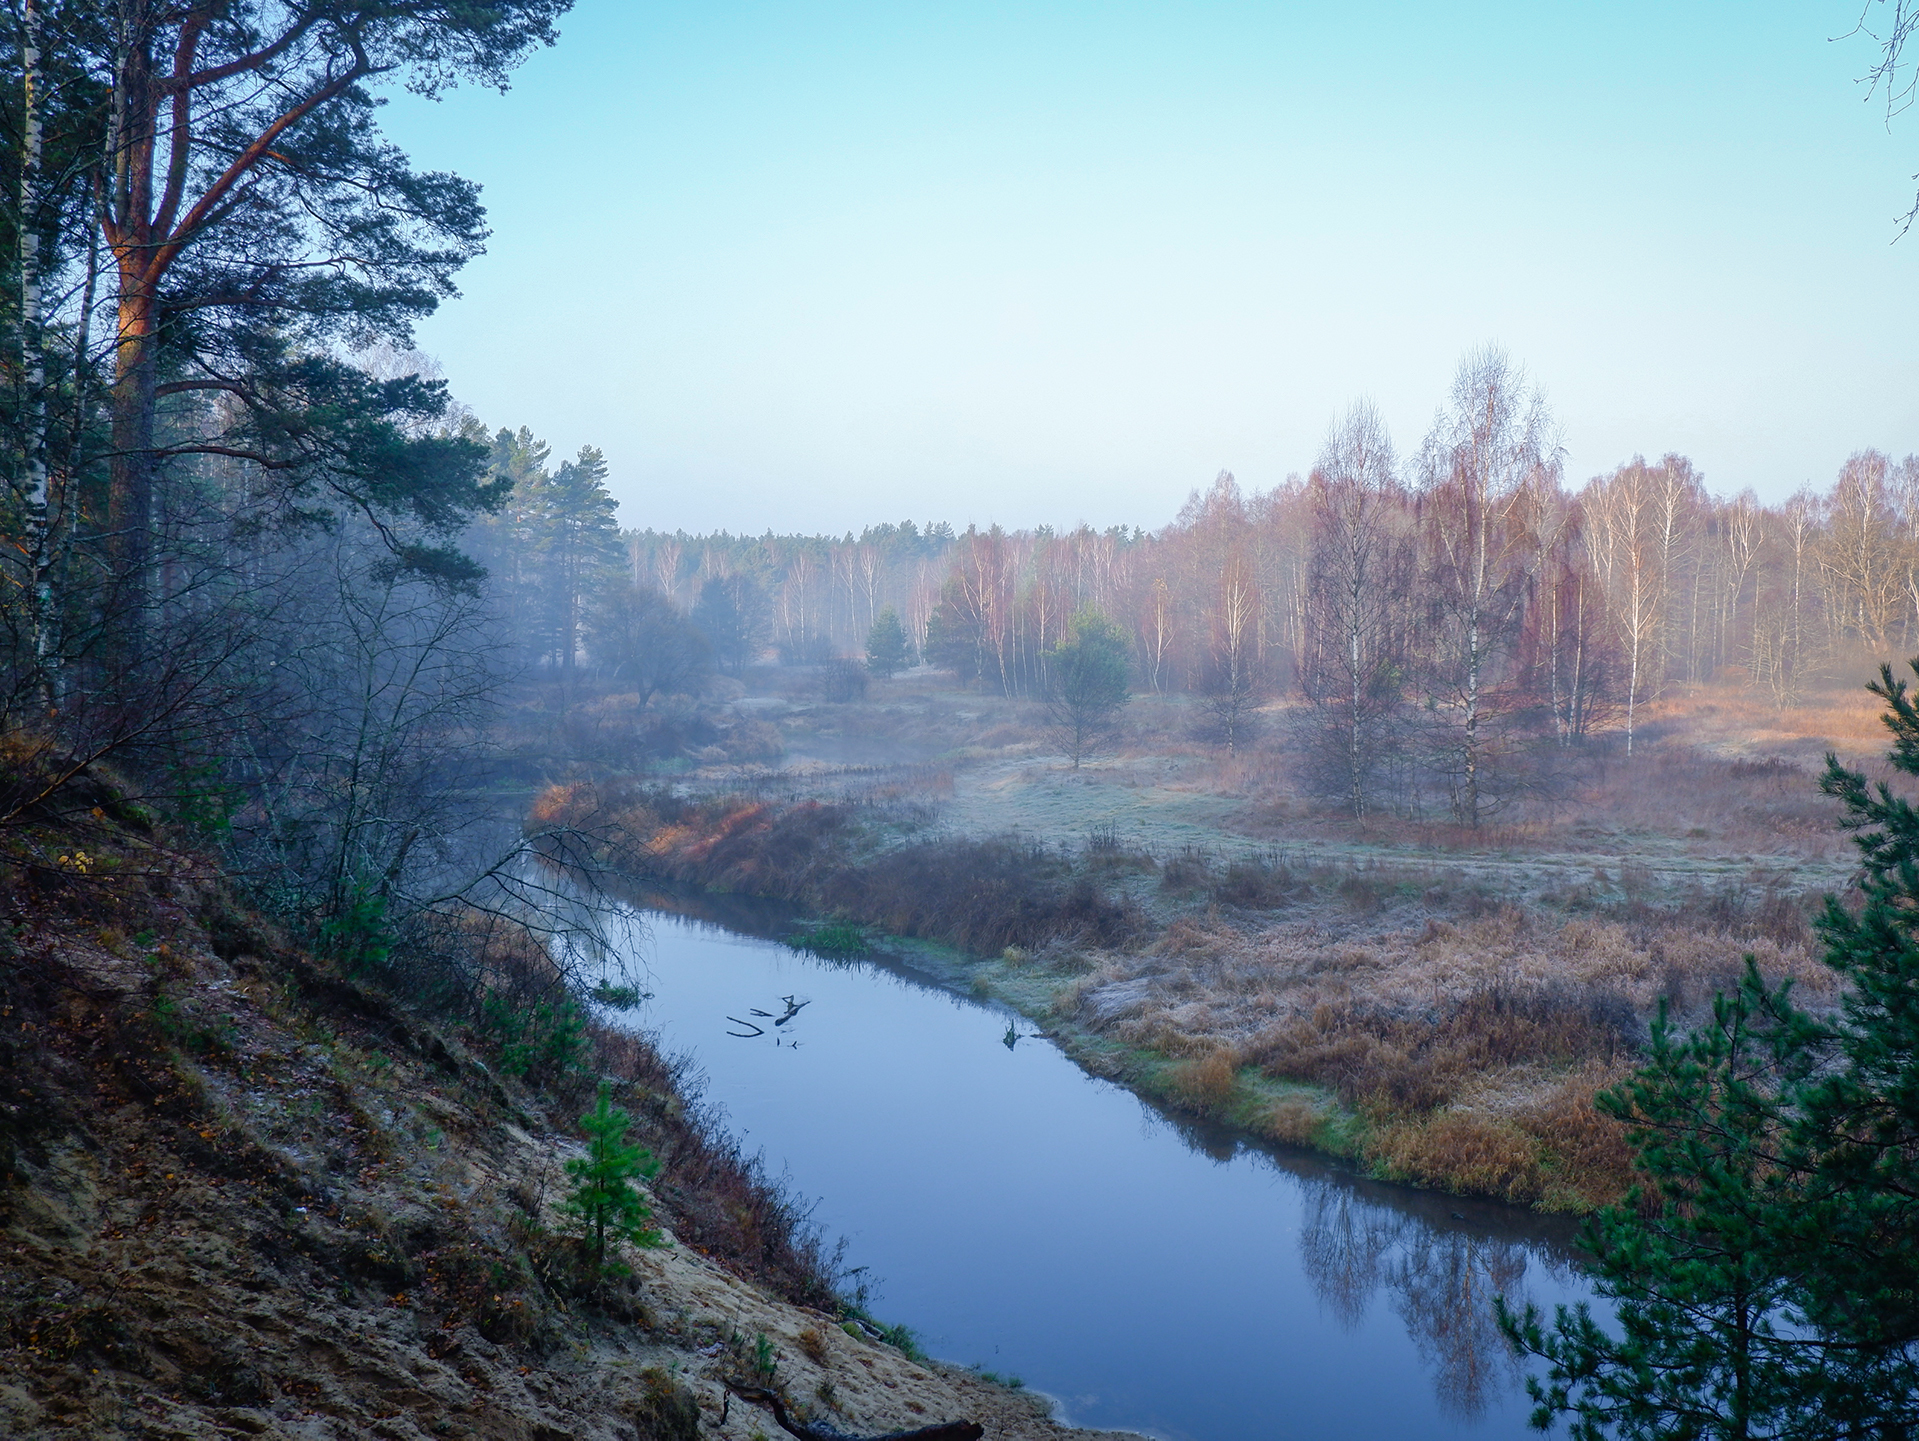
[1499,659,1919,1437]
[691,575,768,675]
[543,445,622,671]
[1784,662,1919,1427]
[69,2,564,622]
[1495,968,1810,1440]
[562,1085,664,1279]
[865,605,910,677]
[1045,609,1130,769]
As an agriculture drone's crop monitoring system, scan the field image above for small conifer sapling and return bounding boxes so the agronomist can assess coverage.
[563,1084,664,1278]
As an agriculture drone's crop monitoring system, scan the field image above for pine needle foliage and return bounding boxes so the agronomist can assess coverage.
[1499,659,1919,1438]
[865,605,911,677]
[563,1085,664,1279]
[1044,608,1131,769]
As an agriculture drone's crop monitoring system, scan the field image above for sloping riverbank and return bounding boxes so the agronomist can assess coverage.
[0,784,1127,1441]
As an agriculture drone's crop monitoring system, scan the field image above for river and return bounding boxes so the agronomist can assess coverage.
[610,905,1595,1441]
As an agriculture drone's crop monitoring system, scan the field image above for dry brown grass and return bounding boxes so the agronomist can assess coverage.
[1262,1096,1329,1146]
[795,1325,830,1365]
[1168,1046,1240,1114]
[1517,1062,1638,1210]
[535,781,1141,954]
[1057,897,1835,1207]
[1371,1113,1546,1205]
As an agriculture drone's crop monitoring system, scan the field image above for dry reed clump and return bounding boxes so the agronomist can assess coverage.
[859,766,956,803]
[1212,858,1304,910]
[1118,1006,1219,1057]
[1168,1046,1240,1114]
[719,718,786,762]
[1513,1061,1636,1210]
[1050,972,1103,1018]
[1154,914,1242,961]
[1262,1095,1329,1147]
[1370,1112,1545,1204]
[1159,850,1213,893]
[795,1325,831,1365]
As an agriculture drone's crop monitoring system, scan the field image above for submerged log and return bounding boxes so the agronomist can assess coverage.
[727,1383,985,1441]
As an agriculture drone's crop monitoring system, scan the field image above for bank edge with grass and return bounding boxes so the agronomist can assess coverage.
[529,781,1818,1212]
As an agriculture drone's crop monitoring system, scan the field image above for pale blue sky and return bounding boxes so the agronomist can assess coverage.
[381,2,1919,533]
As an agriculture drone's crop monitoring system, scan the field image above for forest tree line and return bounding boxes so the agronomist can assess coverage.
[9,6,1919,852]
[609,348,1919,821]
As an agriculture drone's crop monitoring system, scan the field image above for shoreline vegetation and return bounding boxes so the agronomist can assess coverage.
[531,777,1835,1213]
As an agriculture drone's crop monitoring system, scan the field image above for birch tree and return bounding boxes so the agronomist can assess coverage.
[1587,458,1666,757]
[1301,400,1405,813]
[1417,347,1557,826]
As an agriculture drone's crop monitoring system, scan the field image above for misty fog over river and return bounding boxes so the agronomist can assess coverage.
[611,907,1598,1441]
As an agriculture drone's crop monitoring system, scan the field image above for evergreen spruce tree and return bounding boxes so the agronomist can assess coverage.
[562,1085,663,1279]
[1045,609,1131,769]
[1500,659,1919,1437]
[865,605,910,677]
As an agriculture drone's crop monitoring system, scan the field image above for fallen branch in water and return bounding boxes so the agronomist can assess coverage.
[726,1383,984,1441]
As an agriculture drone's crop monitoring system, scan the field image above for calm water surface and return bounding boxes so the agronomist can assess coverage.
[614,908,1592,1441]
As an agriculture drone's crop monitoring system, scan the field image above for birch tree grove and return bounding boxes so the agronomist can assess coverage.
[610,345,1919,820]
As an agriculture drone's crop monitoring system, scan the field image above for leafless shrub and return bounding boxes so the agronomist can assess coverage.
[821,659,869,703]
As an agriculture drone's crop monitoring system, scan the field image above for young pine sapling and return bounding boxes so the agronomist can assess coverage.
[563,1084,664,1279]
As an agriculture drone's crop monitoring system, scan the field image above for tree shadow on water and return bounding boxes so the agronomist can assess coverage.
[1299,1181,1561,1421]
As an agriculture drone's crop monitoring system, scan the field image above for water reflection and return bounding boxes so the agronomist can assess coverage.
[1388,1226,1531,1418]
[1300,1186,1399,1330]
[616,903,1594,1439]
[1289,1181,1542,1419]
